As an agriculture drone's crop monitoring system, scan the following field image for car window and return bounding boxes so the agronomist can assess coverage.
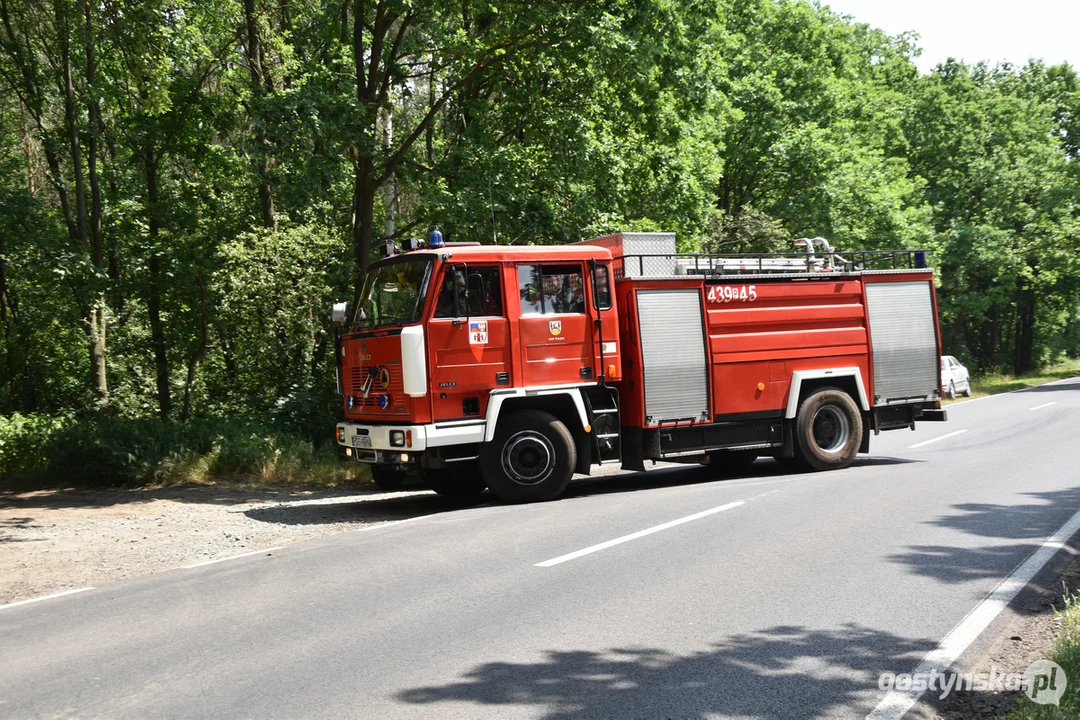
[434,266,503,318]
[593,263,612,311]
[517,264,586,315]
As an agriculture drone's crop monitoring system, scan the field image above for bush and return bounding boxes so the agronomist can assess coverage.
[0,413,365,488]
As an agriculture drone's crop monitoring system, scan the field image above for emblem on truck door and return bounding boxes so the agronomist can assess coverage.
[549,320,562,336]
[469,320,489,345]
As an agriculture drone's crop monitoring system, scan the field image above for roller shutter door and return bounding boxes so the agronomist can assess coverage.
[865,281,939,403]
[637,289,710,423]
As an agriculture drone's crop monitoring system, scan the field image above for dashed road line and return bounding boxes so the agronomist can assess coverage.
[1029,402,1057,411]
[535,501,745,567]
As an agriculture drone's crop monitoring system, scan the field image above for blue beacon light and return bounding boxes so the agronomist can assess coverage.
[428,228,445,249]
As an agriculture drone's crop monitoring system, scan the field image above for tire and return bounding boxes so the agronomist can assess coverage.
[422,463,487,499]
[707,449,758,475]
[791,387,863,472]
[962,381,972,397]
[481,410,576,503]
[371,464,407,491]
[947,382,956,400]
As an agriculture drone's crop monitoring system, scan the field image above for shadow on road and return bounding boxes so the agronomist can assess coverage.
[238,454,927,526]
[1,452,923,530]
[888,485,1080,606]
[397,624,933,719]
[240,492,483,526]
[1012,379,1080,394]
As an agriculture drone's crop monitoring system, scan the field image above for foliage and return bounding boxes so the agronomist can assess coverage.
[1004,585,1080,719]
[0,412,365,487]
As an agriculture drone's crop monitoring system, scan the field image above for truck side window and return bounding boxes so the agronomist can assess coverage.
[518,264,586,315]
[594,264,612,310]
[434,266,503,318]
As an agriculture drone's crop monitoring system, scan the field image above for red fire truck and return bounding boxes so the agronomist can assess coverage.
[332,231,947,502]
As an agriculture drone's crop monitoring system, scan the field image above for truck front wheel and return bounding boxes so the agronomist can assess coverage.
[792,388,863,472]
[371,464,407,491]
[481,410,576,503]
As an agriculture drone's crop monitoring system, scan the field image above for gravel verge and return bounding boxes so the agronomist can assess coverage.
[0,484,448,605]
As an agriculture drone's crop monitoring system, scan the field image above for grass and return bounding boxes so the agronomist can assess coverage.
[0,413,371,490]
[947,359,1080,403]
[1003,587,1080,719]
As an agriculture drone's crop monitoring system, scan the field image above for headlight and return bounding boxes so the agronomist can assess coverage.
[389,430,405,447]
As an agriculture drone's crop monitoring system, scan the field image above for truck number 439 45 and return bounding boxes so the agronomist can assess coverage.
[707,285,758,303]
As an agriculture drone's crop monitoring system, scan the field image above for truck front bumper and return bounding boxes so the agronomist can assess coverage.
[336,420,486,457]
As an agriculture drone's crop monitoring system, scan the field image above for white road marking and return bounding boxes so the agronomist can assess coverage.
[1029,402,1057,411]
[907,429,968,449]
[535,501,745,567]
[867,505,1080,720]
[0,587,94,611]
[944,373,1079,405]
[182,546,284,569]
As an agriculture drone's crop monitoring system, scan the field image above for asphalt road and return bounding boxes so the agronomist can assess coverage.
[3,378,1080,719]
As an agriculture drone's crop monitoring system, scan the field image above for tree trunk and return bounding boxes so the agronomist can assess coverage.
[244,0,276,230]
[85,0,107,406]
[351,0,376,297]
[0,223,12,400]
[57,0,88,252]
[1013,271,1037,375]
[352,158,376,299]
[18,103,33,194]
[180,268,208,422]
[381,105,394,239]
[145,144,171,417]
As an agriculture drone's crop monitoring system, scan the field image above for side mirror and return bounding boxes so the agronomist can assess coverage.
[330,301,348,324]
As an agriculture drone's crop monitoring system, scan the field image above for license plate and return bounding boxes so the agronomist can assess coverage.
[351,435,372,449]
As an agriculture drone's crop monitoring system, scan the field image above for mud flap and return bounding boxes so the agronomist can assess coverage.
[620,426,647,472]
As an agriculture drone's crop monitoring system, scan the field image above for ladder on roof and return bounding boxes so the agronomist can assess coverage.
[618,239,929,278]
[683,237,850,274]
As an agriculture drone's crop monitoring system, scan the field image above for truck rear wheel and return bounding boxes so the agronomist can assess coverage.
[371,464,407,491]
[792,388,863,472]
[422,463,487,499]
[481,410,576,503]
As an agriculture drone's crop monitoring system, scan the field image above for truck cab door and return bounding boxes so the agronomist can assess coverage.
[516,263,594,387]
[589,260,620,382]
[426,264,511,422]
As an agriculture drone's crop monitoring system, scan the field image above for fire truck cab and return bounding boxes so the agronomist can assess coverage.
[333,232,946,503]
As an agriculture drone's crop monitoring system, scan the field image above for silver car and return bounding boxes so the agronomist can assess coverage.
[941,355,972,399]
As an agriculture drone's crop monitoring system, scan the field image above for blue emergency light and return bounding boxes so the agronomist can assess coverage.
[428,228,444,249]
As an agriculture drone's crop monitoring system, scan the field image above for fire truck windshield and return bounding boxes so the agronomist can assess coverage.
[353,257,433,329]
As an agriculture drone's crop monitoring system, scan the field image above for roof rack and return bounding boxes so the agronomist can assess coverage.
[620,238,930,278]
